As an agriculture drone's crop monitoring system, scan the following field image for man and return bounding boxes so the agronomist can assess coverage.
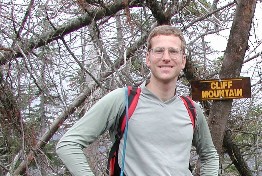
[56,25,219,176]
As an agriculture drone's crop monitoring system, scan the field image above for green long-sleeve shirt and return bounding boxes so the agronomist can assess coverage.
[56,85,219,176]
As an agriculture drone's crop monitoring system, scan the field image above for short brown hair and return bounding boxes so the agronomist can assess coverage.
[147,25,186,53]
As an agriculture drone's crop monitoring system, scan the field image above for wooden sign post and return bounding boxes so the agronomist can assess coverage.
[191,77,251,101]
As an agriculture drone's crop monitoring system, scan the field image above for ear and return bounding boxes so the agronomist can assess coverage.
[146,52,151,67]
[181,54,186,69]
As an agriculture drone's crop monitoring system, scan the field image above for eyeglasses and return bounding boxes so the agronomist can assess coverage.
[149,47,183,59]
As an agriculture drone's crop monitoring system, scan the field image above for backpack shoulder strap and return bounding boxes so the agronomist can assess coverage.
[118,86,141,135]
[107,86,141,176]
[180,96,196,129]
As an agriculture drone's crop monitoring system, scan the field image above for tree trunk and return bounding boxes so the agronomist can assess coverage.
[208,0,256,157]
[223,130,253,176]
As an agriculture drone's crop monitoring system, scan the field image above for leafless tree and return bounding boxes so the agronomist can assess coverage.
[0,0,261,175]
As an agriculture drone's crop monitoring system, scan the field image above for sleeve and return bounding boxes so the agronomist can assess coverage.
[56,88,126,176]
[192,103,219,176]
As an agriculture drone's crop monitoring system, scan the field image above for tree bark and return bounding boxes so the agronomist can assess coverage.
[223,130,253,176]
[208,0,256,156]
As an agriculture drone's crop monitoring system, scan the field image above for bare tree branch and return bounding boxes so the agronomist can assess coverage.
[146,0,171,24]
[12,28,148,176]
[60,37,104,89]
[244,51,262,63]
[182,1,236,31]
[15,0,35,40]
[0,0,144,66]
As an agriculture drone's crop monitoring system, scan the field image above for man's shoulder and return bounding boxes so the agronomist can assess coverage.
[106,87,126,97]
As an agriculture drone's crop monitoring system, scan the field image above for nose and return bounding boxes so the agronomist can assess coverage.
[162,50,171,61]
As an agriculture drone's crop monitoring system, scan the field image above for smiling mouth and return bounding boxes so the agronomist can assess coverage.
[159,66,173,68]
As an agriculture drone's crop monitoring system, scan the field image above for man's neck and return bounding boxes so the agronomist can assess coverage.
[146,79,177,102]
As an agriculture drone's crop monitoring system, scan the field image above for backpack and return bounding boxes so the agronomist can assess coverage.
[107,86,196,176]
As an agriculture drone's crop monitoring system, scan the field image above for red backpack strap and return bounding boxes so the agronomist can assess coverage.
[119,86,141,133]
[180,96,196,129]
[107,86,141,176]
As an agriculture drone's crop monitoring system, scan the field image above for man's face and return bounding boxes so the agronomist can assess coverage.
[146,35,186,83]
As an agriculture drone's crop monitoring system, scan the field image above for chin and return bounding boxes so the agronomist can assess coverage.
[157,77,176,83]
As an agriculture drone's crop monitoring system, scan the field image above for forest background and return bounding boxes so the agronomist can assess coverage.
[0,0,261,175]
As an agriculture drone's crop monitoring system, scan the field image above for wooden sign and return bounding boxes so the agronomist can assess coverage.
[191,77,251,101]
